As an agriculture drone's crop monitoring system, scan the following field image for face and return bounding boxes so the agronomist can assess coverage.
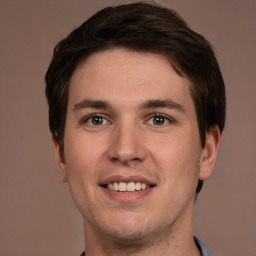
[53,49,219,244]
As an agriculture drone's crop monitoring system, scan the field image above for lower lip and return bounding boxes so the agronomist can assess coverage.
[100,187,155,202]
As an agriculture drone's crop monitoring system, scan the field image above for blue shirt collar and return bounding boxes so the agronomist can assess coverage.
[194,236,213,256]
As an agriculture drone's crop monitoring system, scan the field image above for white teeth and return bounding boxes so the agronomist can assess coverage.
[119,182,127,191]
[127,182,135,191]
[106,181,149,192]
[135,182,141,190]
[113,182,118,191]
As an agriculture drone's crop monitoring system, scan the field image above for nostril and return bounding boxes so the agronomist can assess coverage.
[110,156,142,166]
[110,157,119,162]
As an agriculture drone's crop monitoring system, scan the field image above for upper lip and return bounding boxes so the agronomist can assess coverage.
[99,175,156,186]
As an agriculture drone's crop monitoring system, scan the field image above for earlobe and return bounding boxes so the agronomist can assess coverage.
[199,126,221,180]
[52,135,68,182]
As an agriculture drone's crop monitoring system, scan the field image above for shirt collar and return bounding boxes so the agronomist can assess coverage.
[194,236,213,256]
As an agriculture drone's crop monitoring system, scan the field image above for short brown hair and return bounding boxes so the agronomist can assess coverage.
[45,2,226,194]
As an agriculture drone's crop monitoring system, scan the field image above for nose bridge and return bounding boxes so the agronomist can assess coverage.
[108,116,146,164]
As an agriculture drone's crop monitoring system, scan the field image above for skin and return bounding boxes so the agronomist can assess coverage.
[53,49,220,256]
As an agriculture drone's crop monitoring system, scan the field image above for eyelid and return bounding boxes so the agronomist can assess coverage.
[80,113,112,125]
[146,113,176,124]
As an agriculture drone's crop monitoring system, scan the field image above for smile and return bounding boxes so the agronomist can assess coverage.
[100,176,156,202]
[104,181,152,192]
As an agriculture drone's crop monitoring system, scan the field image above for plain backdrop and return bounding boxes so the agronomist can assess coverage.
[0,0,255,255]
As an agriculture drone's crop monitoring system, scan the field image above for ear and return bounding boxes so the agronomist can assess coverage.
[199,126,221,180]
[52,135,68,182]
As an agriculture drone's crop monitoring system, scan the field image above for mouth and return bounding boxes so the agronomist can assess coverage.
[99,175,156,193]
[99,176,156,202]
[102,181,155,192]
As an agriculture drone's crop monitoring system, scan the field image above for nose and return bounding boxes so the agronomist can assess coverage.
[107,119,147,165]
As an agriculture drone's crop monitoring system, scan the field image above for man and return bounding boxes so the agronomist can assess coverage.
[45,2,225,256]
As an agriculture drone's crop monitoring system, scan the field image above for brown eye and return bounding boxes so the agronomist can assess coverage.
[147,114,171,126]
[91,116,104,125]
[152,116,166,125]
[83,115,109,126]
[146,113,176,126]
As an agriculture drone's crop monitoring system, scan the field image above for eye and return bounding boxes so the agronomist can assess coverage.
[147,114,174,126]
[82,114,110,126]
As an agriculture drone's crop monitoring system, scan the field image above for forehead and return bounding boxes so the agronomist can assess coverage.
[69,49,193,110]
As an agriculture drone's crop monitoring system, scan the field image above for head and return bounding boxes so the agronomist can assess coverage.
[45,2,225,194]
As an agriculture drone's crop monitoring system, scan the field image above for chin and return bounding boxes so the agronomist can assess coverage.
[106,227,151,245]
[100,215,160,245]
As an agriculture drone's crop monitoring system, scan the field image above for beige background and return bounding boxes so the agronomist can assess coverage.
[0,0,255,255]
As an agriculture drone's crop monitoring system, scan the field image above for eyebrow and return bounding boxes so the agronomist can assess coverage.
[73,99,185,112]
[140,99,185,112]
[73,99,112,111]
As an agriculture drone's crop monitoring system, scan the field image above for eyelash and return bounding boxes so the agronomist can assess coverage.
[80,114,110,126]
[146,113,176,125]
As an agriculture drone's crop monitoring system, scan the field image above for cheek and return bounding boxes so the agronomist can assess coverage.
[63,133,103,216]
[147,131,201,189]
[148,130,200,164]
[64,130,107,175]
